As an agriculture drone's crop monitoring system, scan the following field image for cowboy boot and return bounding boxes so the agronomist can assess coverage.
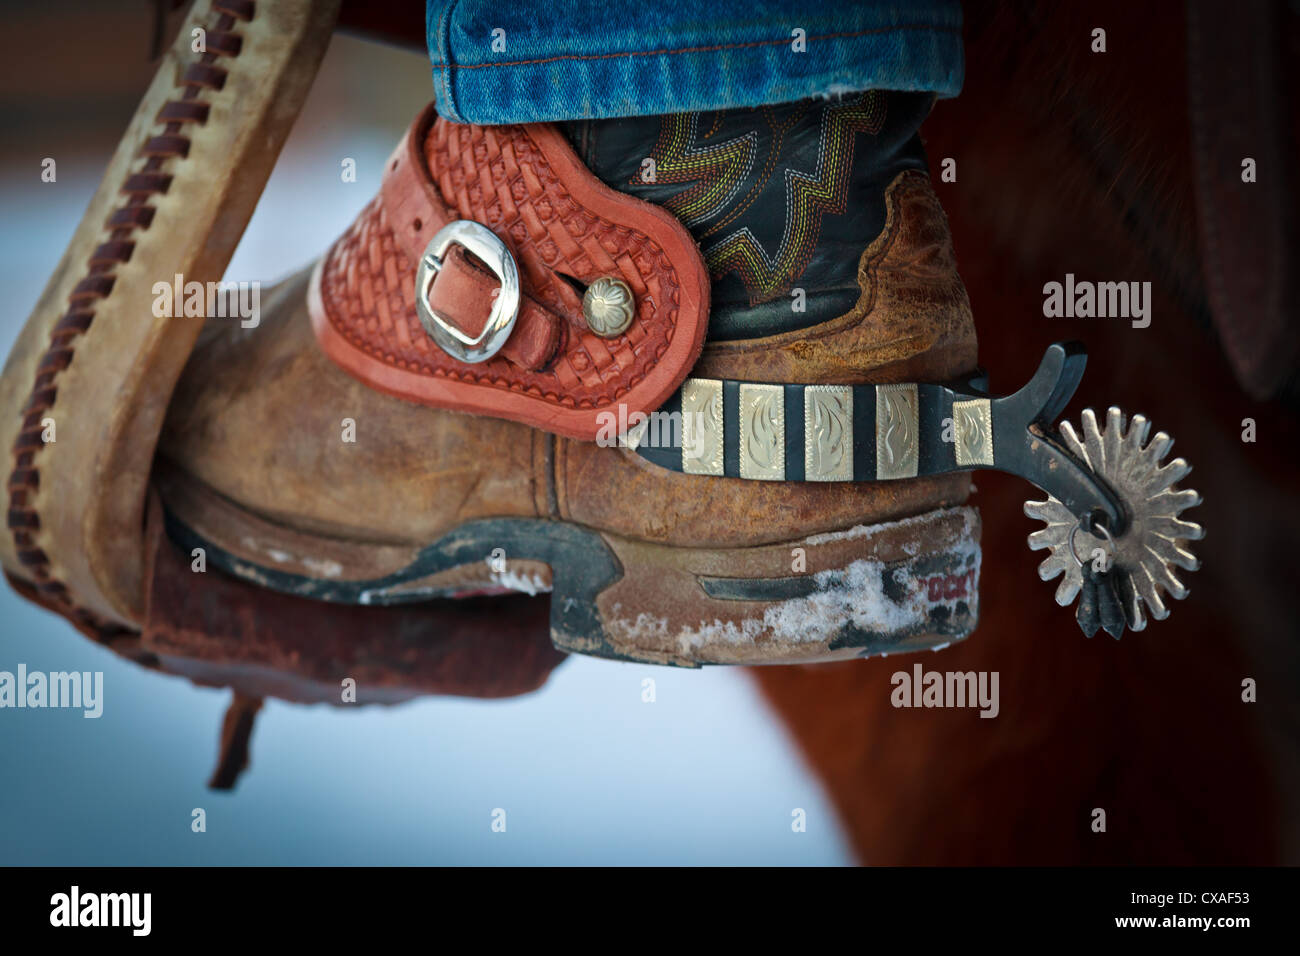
[149,89,982,667]
[1,0,983,668]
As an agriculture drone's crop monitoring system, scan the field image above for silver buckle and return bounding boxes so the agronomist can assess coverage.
[415,220,520,364]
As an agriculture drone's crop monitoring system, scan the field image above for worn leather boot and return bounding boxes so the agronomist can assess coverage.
[1,0,980,669]
[150,89,980,666]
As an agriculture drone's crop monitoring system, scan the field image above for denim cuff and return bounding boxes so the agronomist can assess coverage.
[428,0,963,125]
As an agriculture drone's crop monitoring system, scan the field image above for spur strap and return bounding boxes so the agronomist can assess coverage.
[633,344,1128,538]
[309,104,711,441]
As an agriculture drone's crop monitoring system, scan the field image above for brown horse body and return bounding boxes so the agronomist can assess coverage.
[755,1,1299,864]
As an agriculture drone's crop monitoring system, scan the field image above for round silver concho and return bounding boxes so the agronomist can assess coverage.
[582,276,635,338]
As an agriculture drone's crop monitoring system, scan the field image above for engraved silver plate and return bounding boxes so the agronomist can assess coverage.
[875,384,919,479]
[952,398,994,467]
[739,383,785,481]
[681,378,724,476]
[804,386,853,481]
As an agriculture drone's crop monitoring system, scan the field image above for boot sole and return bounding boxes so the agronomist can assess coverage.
[156,464,980,666]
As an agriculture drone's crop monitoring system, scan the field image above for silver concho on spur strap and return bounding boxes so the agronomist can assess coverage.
[632,341,1203,637]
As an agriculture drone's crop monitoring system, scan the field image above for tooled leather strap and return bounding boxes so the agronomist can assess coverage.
[309,105,711,441]
[381,118,560,371]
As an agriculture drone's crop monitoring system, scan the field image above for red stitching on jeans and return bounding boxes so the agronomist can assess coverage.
[431,24,962,71]
[5,7,252,636]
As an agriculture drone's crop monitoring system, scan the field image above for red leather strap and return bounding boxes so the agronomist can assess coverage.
[308,105,711,442]
[381,116,562,372]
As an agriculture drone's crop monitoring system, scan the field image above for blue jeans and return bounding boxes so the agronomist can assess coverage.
[427,0,963,124]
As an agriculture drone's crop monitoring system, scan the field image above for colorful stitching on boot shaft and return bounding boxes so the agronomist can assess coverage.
[640,92,887,306]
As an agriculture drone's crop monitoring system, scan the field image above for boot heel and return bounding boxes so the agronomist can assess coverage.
[557,506,981,666]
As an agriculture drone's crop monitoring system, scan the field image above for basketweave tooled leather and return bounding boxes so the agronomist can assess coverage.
[309,105,712,441]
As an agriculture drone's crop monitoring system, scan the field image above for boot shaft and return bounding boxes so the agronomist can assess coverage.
[563,91,938,341]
